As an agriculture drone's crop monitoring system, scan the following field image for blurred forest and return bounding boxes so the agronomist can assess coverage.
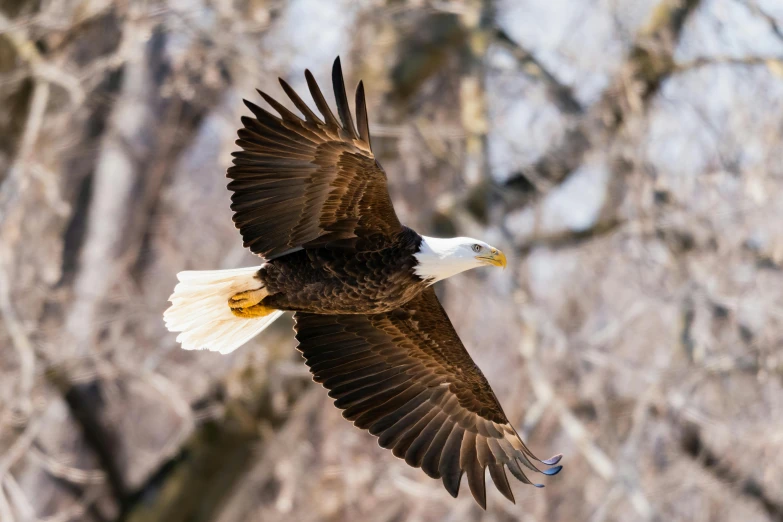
[1,0,783,520]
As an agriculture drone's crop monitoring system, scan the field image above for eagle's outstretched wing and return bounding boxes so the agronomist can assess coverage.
[293,288,562,508]
[227,57,402,259]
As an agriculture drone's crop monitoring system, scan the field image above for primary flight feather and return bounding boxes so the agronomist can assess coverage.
[164,57,562,508]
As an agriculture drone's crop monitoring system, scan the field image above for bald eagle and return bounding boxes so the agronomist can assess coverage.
[164,58,562,508]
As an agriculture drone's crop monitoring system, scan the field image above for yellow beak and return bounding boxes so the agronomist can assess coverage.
[478,248,507,269]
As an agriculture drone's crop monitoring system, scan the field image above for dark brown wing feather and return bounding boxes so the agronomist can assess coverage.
[227,57,402,259]
[293,288,562,508]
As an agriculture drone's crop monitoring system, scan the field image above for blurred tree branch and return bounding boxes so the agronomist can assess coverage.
[48,368,130,512]
[504,0,703,196]
[737,0,783,42]
[0,11,85,104]
[674,55,783,73]
[120,360,308,522]
[680,422,783,521]
[517,311,655,521]
[492,27,583,116]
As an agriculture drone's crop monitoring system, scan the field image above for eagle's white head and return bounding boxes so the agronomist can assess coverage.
[414,236,507,284]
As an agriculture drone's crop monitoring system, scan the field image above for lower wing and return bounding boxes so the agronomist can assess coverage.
[293,287,562,509]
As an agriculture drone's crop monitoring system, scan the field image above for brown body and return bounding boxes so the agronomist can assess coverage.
[259,227,425,314]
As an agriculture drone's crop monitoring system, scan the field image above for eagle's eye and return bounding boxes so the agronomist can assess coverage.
[472,244,482,253]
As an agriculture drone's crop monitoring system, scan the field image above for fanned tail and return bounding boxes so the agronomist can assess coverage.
[164,266,282,354]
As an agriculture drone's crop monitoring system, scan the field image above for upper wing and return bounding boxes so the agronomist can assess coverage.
[227,57,402,259]
[293,288,562,508]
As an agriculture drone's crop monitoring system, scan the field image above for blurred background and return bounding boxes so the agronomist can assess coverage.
[1,0,782,520]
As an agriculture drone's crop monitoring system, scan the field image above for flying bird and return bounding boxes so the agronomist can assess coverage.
[164,57,562,508]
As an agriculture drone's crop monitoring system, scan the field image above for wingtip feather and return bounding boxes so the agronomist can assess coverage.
[331,55,359,139]
[355,80,372,149]
[305,68,340,129]
[442,473,462,498]
[541,453,563,466]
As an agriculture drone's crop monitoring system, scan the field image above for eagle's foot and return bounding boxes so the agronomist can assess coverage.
[229,288,265,308]
[230,303,275,318]
[229,288,272,318]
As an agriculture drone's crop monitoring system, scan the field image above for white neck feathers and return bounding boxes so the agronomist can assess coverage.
[413,236,483,284]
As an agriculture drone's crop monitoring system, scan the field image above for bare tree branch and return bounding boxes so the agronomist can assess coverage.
[492,27,584,115]
[505,0,703,194]
[674,55,783,72]
[0,12,85,105]
[737,0,783,43]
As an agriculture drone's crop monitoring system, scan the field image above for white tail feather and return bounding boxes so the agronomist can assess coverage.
[164,266,283,354]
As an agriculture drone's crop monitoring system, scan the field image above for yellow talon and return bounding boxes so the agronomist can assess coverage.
[229,288,265,308]
[228,288,274,318]
[230,304,275,318]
